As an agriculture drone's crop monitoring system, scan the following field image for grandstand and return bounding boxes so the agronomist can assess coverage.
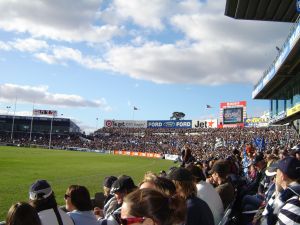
[0,114,80,137]
[225,0,300,135]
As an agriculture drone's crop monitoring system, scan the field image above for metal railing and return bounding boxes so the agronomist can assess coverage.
[253,15,300,91]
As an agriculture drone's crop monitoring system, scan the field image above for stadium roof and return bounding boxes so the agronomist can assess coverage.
[225,0,298,22]
[252,17,300,99]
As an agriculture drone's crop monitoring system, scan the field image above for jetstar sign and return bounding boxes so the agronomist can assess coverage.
[192,119,218,128]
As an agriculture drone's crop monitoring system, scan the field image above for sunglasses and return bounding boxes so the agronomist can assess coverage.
[120,217,145,225]
[64,194,70,200]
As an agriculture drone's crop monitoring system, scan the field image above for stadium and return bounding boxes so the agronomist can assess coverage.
[0,1,300,225]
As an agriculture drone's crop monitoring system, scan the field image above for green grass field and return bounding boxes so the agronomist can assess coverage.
[0,146,175,221]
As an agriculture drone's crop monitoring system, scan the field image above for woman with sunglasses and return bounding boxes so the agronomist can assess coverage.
[121,188,186,225]
[64,185,99,225]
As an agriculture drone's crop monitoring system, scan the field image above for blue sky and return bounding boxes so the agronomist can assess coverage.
[0,0,292,132]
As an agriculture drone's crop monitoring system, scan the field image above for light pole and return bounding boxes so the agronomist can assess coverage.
[10,99,17,141]
[49,114,55,149]
[6,106,11,115]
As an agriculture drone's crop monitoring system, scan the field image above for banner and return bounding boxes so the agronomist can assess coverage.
[147,120,192,128]
[192,119,218,128]
[113,150,161,158]
[287,103,300,117]
[104,120,147,128]
[33,109,57,116]
[244,117,269,127]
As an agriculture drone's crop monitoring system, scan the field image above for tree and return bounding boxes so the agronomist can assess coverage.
[170,112,185,120]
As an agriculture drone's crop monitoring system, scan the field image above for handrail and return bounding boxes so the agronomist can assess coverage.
[253,15,300,90]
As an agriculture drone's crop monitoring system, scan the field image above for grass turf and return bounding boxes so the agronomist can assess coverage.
[0,146,175,221]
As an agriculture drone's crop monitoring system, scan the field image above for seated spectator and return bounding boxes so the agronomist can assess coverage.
[207,160,235,209]
[98,175,137,225]
[103,176,117,205]
[121,188,186,225]
[29,179,74,225]
[139,172,176,196]
[243,154,267,196]
[186,164,224,225]
[168,167,214,225]
[274,157,300,224]
[6,202,41,225]
[65,185,99,225]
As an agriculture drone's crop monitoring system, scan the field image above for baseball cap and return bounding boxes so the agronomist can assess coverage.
[29,180,53,200]
[110,175,137,194]
[103,176,117,188]
[167,167,193,181]
[277,157,300,180]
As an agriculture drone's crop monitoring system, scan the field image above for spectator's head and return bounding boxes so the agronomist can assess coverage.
[6,202,41,225]
[65,185,92,212]
[110,175,137,204]
[139,173,176,197]
[275,157,300,189]
[103,176,117,196]
[185,164,206,183]
[279,149,289,160]
[252,154,266,170]
[167,167,196,199]
[121,188,186,225]
[29,180,57,212]
[209,160,230,183]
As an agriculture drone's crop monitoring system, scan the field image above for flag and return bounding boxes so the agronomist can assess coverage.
[206,104,212,109]
[133,106,138,110]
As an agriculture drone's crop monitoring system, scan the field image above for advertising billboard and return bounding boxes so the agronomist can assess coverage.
[147,120,192,128]
[192,119,218,128]
[104,120,147,128]
[244,117,269,128]
[219,101,246,128]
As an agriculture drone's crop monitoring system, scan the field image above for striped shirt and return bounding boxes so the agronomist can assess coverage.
[276,195,300,225]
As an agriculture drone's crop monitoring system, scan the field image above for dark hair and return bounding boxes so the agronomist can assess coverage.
[67,185,92,211]
[29,193,57,212]
[6,202,41,225]
[124,188,186,225]
[185,165,206,182]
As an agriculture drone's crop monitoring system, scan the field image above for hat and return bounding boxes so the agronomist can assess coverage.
[253,154,264,165]
[110,176,137,194]
[29,180,53,200]
[209,161,230,177]
[278,157,300,180]
[265,161,278,177]
[167,167,193,181]
[103,176,117,188]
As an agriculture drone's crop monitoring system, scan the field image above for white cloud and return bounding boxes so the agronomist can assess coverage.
[0,83,111,109]
[10,38,49,52]
[0,41,11,51]
[0,0,292,86]
[0,0,123,43]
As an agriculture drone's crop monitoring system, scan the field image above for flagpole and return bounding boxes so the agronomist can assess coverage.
[29,103,35,143]
[10,98,17,141]
[132,108,135,120]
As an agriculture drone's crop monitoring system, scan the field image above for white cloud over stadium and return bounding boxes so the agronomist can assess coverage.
[0,0,290,85]
[0,83,111,109]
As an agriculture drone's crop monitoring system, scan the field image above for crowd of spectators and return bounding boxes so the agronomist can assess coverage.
[1,126,300,225]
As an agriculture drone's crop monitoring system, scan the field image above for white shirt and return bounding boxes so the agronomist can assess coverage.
[197,181,224,225]
[38,207,74,225]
